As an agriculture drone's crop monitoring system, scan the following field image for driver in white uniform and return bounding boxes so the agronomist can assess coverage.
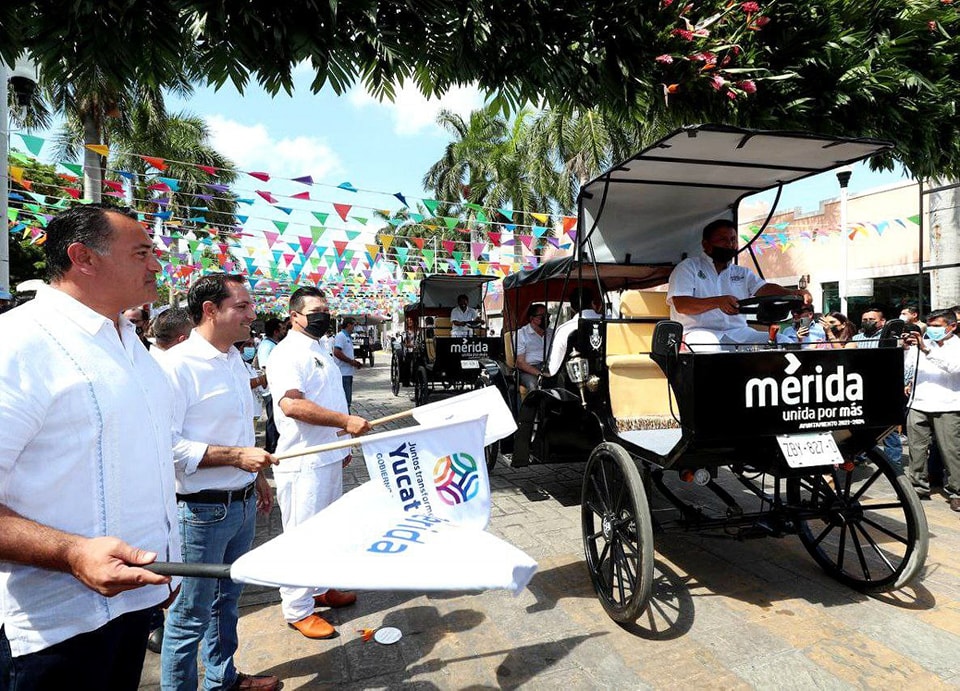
[667,219,808,350]
[450,294,481,338]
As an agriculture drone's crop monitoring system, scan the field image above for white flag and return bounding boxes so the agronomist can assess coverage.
[230,480,537,595]
[410,385,516,447]
[361,413,490,529]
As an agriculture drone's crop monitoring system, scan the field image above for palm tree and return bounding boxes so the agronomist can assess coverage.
[50,100,239,234]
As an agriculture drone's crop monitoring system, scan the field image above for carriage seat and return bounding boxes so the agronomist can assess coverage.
[604,295,678,431]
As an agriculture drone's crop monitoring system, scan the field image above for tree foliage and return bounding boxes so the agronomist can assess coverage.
[4,1,960,177]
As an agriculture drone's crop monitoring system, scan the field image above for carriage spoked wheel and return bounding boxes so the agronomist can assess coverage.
[581,442,655,623]
[414,366,430,406]
[786,447,928,592]
[390,351,401,396]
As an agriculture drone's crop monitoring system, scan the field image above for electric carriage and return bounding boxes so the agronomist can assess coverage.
[492,125,928,623]
[392,275,504,407]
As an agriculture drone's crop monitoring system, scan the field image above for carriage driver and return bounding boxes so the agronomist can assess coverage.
[450,293,482,337]
[667,219,810,350]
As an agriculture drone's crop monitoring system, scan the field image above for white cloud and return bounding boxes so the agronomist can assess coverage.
[205,114,343,179]
[348,82,485,136]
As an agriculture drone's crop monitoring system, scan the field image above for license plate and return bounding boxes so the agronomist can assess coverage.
[460,359,480,369]
[776,432,844,468]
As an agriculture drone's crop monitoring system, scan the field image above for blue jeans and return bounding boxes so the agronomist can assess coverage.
[342,375,353,409]
[161,494,256,691]
[883,430,903,466]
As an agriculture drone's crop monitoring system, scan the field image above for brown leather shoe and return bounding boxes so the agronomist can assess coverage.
[950,497,960,512]
[288,614,336,639]
[313,589,357,608]
[228,672,281,690]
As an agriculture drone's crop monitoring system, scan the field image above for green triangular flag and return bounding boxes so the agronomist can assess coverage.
[17,133,45,157]
[422,199,440,216]
[61,162,83,177]
[350,216,368,225]
[312,212,329,225]
[443,217,459,230]
[272,220,289,233]
[311,226,325,242]
[345,230,361,241]
[422,249,436,270]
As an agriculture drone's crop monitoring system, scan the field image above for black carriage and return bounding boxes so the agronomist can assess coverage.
[494,125,928,623]
[391,275,503,407]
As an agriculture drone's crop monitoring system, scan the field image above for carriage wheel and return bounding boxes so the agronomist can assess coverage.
[484,439,500,474]
[414,366,430,406]
[390,352,401,396]
[581,442,655,623]
[786,447,928,592]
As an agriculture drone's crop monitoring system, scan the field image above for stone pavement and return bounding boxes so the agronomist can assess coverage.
[141,357,960,689]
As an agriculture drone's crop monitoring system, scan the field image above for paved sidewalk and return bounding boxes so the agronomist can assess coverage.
[141,357,960,689]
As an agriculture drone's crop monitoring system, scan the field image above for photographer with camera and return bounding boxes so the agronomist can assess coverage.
[902,309,960,509]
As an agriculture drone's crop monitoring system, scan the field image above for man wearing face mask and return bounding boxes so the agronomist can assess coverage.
[845,306,903,464]
[266,287,372,638]
[903,309,960,509]
[667,219,809,350]
[846,307,886,349]
[516,302,553,391]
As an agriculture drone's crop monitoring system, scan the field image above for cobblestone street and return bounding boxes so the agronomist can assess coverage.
[141,355,960,689]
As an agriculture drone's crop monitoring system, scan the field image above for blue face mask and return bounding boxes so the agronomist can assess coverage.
[925,326,948,342]
[242,346,257,362]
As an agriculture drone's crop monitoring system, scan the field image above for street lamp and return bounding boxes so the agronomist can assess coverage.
[1,55,40,298]
[836,165,853,313]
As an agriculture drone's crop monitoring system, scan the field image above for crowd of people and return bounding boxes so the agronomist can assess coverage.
[0,206,374,690]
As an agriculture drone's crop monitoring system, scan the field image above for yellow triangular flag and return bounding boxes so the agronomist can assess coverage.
[9,166,25,184]
[530,212,549,224]
[381,235,394,253]
[85,144,110,157]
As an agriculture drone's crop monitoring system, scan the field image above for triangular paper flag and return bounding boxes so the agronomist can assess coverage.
[248,171,270,182]
[139,155,166,170]
[257,190,277,203]
[291,191,310,200]
[17,133,45,156]
[422,199,440,216]
[86,144,110,157]
[334,204,351,222]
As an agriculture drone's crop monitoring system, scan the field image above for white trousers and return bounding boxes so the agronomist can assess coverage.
[275,462,344,622]
[684,326,788,352]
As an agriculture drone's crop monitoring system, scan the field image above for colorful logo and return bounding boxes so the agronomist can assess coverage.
[433,452,480,506]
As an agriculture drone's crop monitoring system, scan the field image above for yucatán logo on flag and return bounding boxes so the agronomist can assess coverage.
[433,452,480,506]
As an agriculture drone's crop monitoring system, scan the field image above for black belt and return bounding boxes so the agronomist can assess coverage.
[177,482,256,504]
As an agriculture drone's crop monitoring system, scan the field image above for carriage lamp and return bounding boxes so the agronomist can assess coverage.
[566,350,596,406]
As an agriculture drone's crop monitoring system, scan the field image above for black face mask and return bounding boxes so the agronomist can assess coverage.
[304,312,331,339]
[861,320,879,336]
[708,246,738,264]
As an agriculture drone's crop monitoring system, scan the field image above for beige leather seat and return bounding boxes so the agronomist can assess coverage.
[607,290,675,429]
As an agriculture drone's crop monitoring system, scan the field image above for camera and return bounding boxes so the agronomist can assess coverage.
[799,316,812,329]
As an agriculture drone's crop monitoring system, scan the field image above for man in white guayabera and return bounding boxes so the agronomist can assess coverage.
[667,219,809,351]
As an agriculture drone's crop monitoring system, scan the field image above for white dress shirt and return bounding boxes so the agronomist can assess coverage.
[907,335,960,413]
[333,330,356,376]
[161,330,257,493]
[516,323,552,368]
[450,305,479,337]
[666,252,766,333]
[269,330,350,470]
[0,286,180,656]
[546,308,603,376]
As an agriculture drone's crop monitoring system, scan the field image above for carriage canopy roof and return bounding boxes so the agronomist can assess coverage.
[417,274,498,308]
[579,124,892,265]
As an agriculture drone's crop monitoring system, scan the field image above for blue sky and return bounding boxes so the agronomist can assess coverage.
[164,69,910,222]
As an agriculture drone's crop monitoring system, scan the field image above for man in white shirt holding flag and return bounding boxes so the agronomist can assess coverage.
[269,287,372,638]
